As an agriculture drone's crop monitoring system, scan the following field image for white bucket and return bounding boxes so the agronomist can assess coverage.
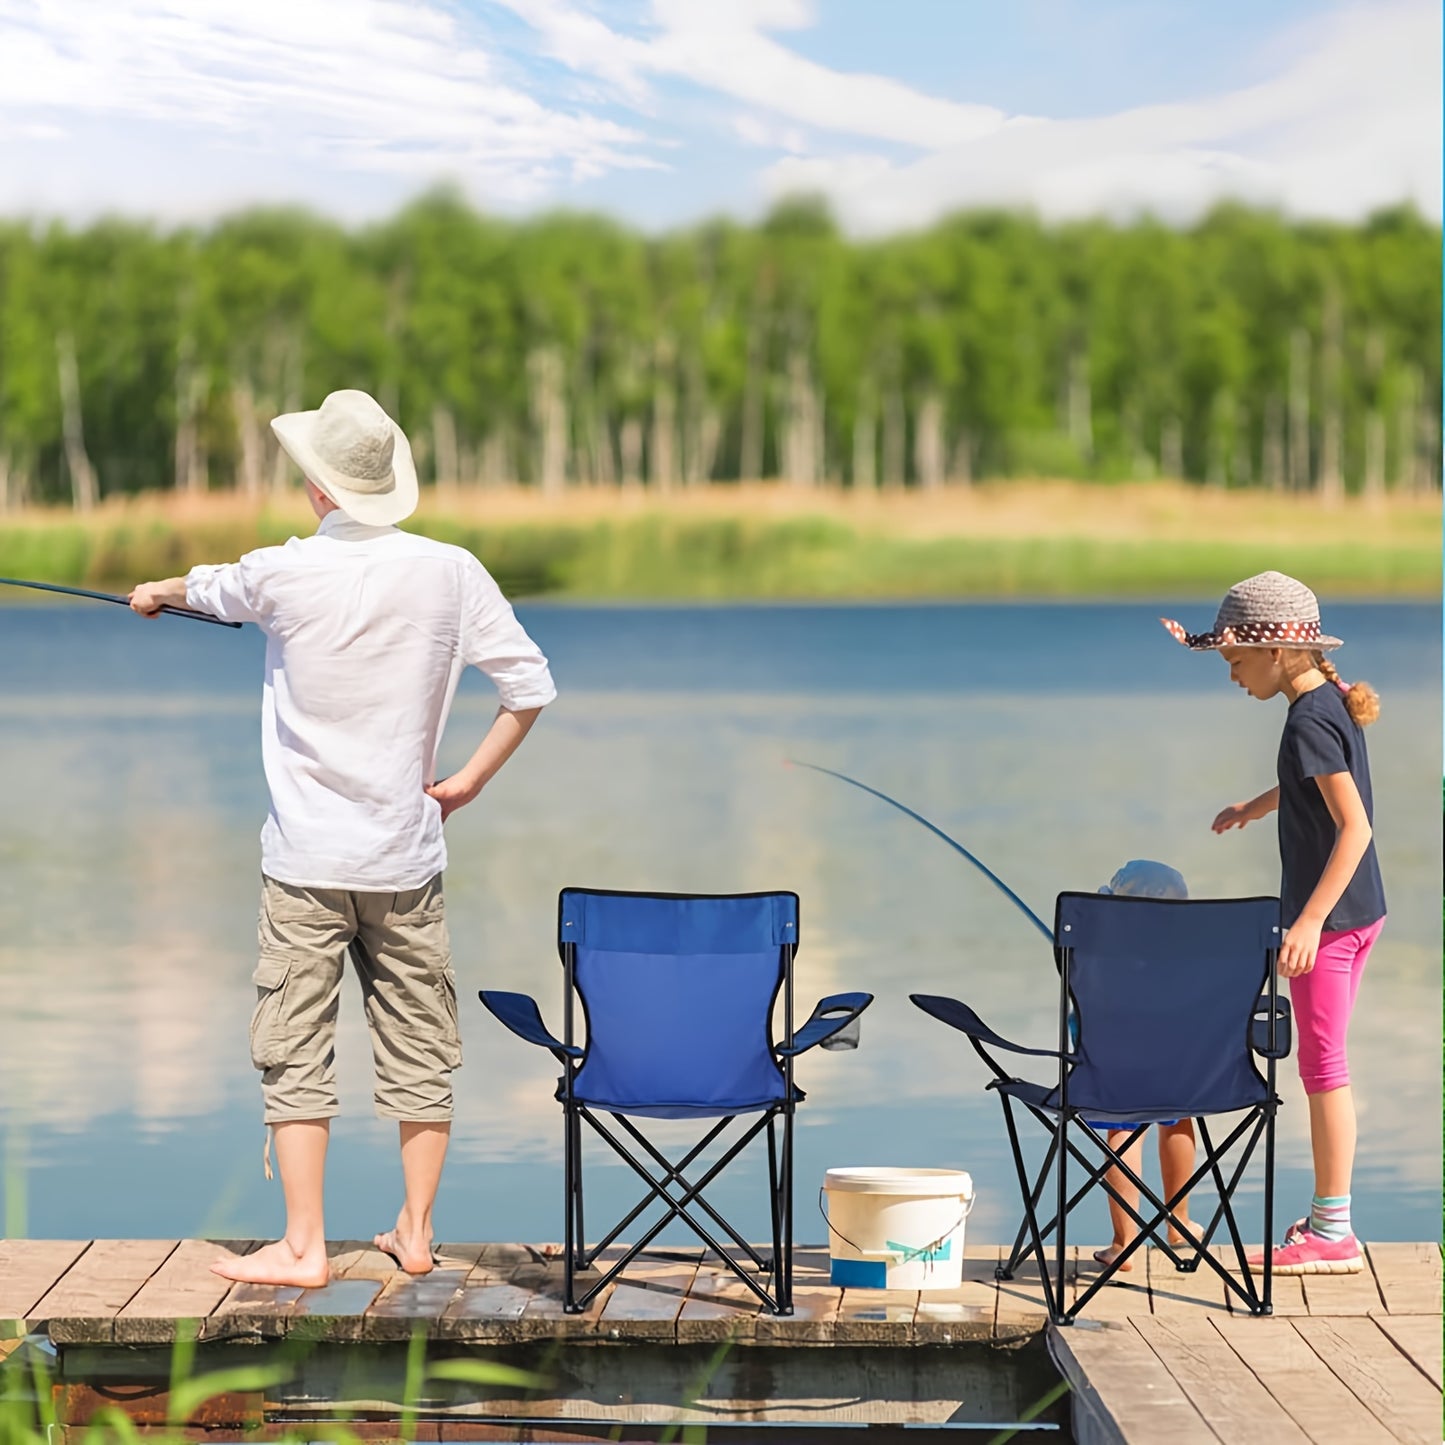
[822,1167,975,1291]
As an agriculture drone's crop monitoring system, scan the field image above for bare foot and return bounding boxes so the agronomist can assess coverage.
[210,1239,329,1288]
[1092,1243,1134,1272]
[374,1226,435,1276]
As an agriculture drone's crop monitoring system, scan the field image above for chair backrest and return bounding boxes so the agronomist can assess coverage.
[559,888,798,1116]
[1055,893,1281,1117]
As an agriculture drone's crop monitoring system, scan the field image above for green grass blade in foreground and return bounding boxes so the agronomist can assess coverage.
[426,1357,551,1390]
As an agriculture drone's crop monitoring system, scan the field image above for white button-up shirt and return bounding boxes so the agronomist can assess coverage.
[186,512,557,891]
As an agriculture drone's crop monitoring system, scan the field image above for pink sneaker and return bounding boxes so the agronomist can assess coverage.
[1247,1224,1363,1275]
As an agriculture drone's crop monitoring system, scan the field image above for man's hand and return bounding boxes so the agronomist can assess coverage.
[425,773,481,823]
[1279,916,1322,978]
[128,577,188,618]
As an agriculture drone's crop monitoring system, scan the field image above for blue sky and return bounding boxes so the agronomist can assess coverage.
[0,0,1436,231]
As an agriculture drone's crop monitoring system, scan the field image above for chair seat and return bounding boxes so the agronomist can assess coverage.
[989,1077,1255,1124]
[558,1081,805,1119]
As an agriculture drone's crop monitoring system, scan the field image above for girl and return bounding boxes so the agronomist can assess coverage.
[1162,571,1384,1276]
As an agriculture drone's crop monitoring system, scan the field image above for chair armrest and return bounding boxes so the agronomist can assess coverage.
[479,990,583,1062]
[1250,995,1292,1059]
[776,992,874,1057]
[909,994,1062,1057]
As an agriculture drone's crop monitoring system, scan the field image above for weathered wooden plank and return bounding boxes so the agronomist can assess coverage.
[595,1254,699,1342]
[833,1288,919,1345]
[1364,1241,1442,1316]
[1299,1258,1387,1317]
[913,1244,1000,1344]
[437,1249,538,1344]
[202,1280,305,1340]
[39,1240,181,1343]
[361,1243,484,1342]
[1146,1246,1230,1317]
[675,1265,765,1344]
[1295,1316,1441,1445]
[1071,1243,1152,1325]
[1050,1319,1217,1445]
[1371,1313,1444,1392]
[1209,1243,1307,1317]
[1134,1315,1311,1443]
[0,1240,91,1331]
[113,1240,256,1344]
[753,1282,841,1345]
[1213,1315,1397,1445]
[995,1248,1073,1338]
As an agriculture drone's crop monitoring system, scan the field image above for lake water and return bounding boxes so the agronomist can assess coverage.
[1,600,1439,1249]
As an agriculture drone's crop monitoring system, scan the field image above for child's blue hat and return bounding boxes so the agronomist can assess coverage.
[1099,860,1188,899]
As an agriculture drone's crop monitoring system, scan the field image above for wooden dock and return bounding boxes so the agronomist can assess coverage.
[0,1238,1439,1441]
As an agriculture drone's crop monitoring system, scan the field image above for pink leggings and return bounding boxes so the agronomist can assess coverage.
[1288,917,1384,1094]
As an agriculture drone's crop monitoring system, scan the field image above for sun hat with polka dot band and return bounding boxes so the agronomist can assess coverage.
[1161,571,1343,652]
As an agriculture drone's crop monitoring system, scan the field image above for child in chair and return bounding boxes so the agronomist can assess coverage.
[1091,860,1196,1271]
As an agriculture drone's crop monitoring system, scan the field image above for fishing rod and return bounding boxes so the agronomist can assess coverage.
[787,758,1053,942]
[0,577,242,629]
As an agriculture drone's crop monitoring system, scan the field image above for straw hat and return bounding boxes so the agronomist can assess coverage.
[271,390,418,526]
[1161,571,1343,652]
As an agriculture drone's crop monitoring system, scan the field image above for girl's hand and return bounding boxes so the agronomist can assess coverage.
[425,773,482,823]
[1279,918,1322,978]
[1212,801,1257,833]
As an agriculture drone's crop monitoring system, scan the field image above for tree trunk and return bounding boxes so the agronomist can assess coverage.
[1262,395,1285,491]
[948,428,973,487]
[1416,402,1439,493]
[619,417,643,491]
[649,337,676,492]
[913,389,944,490]
[1159,414,1183,480]
[697,405,721,488]
[528,346,568,496]
[1317,292,1343,504]
[1394,369,1418,492]
[480,430,509,488]
[56,332,98,512]
[232,378,265,497]
[1207,391,1233,489]
[1068,346,1093,460]
[1364,410,1386,504]
[852,386,876,491]
[739,318,765,482]
[882,383,906,490]
[782,346,818,487]
[432,404,459,490]
[1288,327,1311,491]
[0,449,10,513]
[174,336,207,495]
[270,331,303,493]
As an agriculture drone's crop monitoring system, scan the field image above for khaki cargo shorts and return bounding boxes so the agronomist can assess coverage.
[250,875,462,1124]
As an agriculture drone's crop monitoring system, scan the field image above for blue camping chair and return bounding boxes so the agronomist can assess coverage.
[912,893,1289,1325]
[481,888,873,1314]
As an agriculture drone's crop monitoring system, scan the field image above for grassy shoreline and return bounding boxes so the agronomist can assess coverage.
[0,482,1438,600]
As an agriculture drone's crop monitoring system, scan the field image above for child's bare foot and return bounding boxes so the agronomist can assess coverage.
[374,1216,436,1275]
[211,1239,329,1288]
[1092,1243,1134,1272]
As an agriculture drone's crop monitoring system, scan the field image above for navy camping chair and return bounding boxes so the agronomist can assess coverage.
[481,888,872,1314]
[912,893,1289,1325]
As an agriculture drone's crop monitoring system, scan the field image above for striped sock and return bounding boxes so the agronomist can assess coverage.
[1310,1194,1352,1243]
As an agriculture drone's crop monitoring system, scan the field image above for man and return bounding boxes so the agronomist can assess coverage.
[130,389,556,1287]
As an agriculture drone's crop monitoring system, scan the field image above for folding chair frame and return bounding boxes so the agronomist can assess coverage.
[558,927,800,1316]
[913,911,1289,1327]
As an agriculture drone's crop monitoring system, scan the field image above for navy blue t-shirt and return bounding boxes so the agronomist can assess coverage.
[1275,683,1386,931]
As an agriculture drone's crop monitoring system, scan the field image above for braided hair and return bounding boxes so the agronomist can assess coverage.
[1314,651,1380,726]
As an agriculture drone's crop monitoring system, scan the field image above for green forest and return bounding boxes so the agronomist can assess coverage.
[0,194,1438,509]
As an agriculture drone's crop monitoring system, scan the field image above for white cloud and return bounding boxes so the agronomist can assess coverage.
[503,0,1440,228]
[0,0,662,208]
[758,0,1442,229]
[732,113,810,155]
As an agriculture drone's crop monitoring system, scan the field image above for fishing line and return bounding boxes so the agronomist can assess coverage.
[0,577,242,628]
[787,758,1052,941]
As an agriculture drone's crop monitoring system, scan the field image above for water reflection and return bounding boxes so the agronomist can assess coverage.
[0,605,1438,1245]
